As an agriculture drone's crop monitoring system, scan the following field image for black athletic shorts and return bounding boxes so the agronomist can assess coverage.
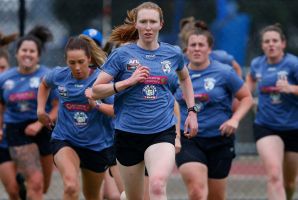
[176,133,235,179]
[5,120,52,156]
[115,126,176,166]
[51,139,115,173]
[0,147,11,164]
[254,123,298,152]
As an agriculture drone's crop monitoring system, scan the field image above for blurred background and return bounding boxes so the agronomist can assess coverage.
[2,0,298,67]
[0,0,298,199]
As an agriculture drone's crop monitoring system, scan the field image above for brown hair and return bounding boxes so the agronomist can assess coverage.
[260,23,286,42]
[180,19,214,51]
[179,16,196,50]
[16,25,52,56]
[65,35,106,67]
[109,1,163,44]
[0,32,18,47]
[0,48,9,62]
[0,31,19,62]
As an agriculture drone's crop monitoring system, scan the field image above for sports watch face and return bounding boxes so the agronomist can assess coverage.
[188,104,201,113]
[193,104,200,112]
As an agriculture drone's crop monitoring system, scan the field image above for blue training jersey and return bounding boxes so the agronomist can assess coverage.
[102,42,184,134]
[210,50,234,66]
[45,67,114,151]
[0,65,55,123]
[175,60,243,137]
[250,53,298,130]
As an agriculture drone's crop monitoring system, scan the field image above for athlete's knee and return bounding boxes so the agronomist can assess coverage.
[27,172,44,194]
[63,174,80,197]
[149,175,167,196]
[266,166,283,185]
[188,182,208,200]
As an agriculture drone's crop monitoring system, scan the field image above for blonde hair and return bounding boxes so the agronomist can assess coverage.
[65,35,106,67]
[79,35,106,67]
[109,1,163,44]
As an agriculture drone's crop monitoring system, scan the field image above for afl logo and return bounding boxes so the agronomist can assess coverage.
[127,59,140,71]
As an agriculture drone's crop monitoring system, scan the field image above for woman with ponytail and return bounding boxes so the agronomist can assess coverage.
[0,26,58,200]
[179,17,243,78]
[91,2,198,200]
[175,21,253,200]
[37,35,114,200]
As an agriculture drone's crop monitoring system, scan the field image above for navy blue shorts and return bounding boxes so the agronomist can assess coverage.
[115,126,176,166]
[176,133,235,179]
[254,123,298,152]
[51,139,115,173]
[0,147,11,164]
[5,120,52,156]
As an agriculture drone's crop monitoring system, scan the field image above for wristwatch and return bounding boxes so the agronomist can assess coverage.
[95,99,103,109]
[187,104,200,113]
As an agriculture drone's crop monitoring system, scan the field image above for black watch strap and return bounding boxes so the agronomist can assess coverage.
[188,107,195,113]
[188,105,199,113]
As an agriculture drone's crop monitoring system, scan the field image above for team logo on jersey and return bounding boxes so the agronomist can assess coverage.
[277,70,288,80]
[142,85,157,99]
[58,85,68,97]
[127,59,140,71]
[270,93,281,104]
[74,112,88,126]
[3,79,15,90]
[18,101,30,112]
[29,77,40,88]
[204,78,216,91]
[256,73,262,82]
[161,60,171,74]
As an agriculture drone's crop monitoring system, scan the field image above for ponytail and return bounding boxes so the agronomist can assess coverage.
[109,9,138,44]
[79,35,106,67]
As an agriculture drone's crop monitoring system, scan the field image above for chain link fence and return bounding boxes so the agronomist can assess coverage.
[0,0,297,199]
